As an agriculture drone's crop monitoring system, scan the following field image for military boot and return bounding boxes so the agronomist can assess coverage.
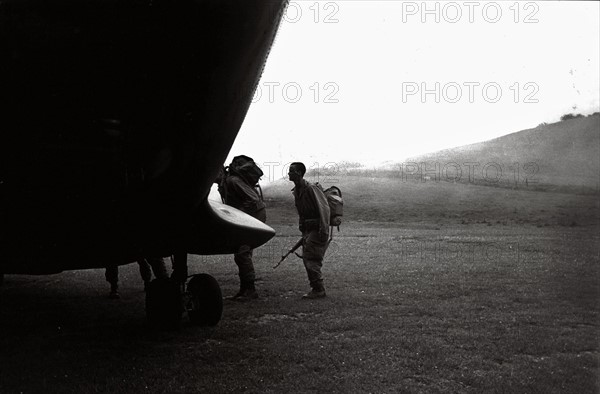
[231,281,258,301]
[302,284,326,299]
[109,284,120,299]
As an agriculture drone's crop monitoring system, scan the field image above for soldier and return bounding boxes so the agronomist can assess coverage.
[105,265,120,298]
[219,160,267,300]
[288,162,330,299]
[105,257,169,298]
[139,257,169,290]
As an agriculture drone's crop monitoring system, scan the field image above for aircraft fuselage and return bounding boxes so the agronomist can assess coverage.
[0,0,285,273]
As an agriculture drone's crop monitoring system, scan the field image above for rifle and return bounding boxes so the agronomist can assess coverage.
[273,236,306,269]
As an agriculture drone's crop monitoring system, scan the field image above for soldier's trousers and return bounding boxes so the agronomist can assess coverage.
[234,247,256,285]
[138,257,169,282]
[302,230,329,290]
[105,258,169,287]
[105,265,119,288]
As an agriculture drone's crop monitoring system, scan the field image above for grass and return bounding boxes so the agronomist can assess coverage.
[0,176,598,393]
[263,175,600,228]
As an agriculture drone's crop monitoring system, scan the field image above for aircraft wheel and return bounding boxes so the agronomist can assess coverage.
[146,277,183,329]
[187,274,223,327]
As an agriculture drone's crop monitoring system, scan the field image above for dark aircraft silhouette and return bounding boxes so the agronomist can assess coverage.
[0,0,286,326]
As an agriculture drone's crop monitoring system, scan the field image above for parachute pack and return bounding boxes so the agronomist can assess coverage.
[217,155,264,203]
[228,155,264,187]
[316,183,343,229]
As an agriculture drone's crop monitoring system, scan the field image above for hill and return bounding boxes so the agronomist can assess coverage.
[399,114,600,193]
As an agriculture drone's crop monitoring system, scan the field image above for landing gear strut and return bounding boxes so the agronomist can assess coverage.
[145,253,223,328]
[187,273,223,326]
[145,276,183,329]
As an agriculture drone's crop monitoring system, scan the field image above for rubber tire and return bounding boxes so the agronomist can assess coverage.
[146,277,183,330]
[187,273,223,327]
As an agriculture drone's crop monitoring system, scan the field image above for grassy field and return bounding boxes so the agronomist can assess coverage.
[1,176,598,393]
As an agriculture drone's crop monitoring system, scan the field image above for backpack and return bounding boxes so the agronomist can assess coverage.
[217,155,264,203]
[229,155,264,187]
[316,183,343,229]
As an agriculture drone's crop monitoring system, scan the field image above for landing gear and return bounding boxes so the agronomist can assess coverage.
[187,273,223,326]
[145,253,223,328]
[145,277,183,329]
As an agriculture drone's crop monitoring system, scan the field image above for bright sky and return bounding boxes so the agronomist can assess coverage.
[228,0,599,177]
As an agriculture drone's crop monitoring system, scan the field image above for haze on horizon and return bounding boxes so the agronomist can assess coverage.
[226,1,599,177]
